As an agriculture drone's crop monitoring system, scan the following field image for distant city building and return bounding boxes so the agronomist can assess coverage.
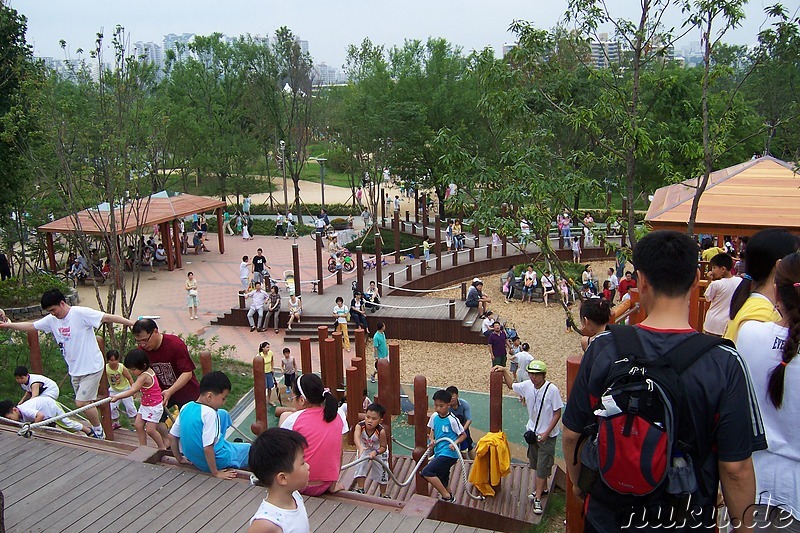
[502,42,518,57]
[296,39,309,56]
[163,33,195,63]
[313,62,348,86]
[39,57,97,82]
[590,32,621,69]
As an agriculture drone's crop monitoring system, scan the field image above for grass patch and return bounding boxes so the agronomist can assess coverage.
[523,490,566,533]
[344,229,425,255]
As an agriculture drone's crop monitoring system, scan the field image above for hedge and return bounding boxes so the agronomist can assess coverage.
[228,202,362,217]
[345,229,425,255]
[0,272,70,308]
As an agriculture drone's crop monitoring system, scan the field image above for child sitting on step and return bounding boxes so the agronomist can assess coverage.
[352,402,390,498]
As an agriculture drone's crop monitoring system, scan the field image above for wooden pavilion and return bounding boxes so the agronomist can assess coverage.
[646,156,800,239]
[37,192,226,272]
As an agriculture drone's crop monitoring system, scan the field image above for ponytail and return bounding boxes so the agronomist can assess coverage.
[728,277,753,320]
[294,373,339,423]
[767,252,800,408]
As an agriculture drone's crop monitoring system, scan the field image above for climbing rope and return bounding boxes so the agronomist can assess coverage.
[340,436,485,501]
[369,301,455,310]
[377,282,462,293]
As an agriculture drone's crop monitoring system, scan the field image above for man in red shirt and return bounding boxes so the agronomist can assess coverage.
[132,318,200,442]
[617,271,637,299]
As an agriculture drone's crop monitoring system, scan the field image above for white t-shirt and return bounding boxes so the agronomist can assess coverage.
[34,306,105,376]
[607,273,619,291]
[703,276,743,336]
[515,351,534,382]
[247,289,268,309]
[481,316,494,333]
[20,373,59,400]
[737,321,800,517]
[17,396,63,422]
[169,403,219,448]
[239,261,249,280]
[512,379,564,436]
[249,491,309,532]
[333,304,349,324]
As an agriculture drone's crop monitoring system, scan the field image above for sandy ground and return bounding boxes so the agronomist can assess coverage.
[397,260,617,396]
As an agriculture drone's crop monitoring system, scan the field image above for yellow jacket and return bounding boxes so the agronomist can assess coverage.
[468,431,511,497]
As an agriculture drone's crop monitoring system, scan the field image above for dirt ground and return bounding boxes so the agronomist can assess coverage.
[398,260,616,396]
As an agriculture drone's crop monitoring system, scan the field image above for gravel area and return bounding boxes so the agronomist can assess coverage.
[396,260,617,397]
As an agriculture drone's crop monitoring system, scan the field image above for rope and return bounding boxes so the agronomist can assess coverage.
[1,413,76,437]
[340,436,484,500]
[378,282,462,293]
[19,396,112,436]
[370,301,455,310]
[391,436,415,451]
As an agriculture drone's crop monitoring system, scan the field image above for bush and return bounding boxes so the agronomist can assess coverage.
[330,217,349,230]
[205,217,314,236]
[236,202,361,216]
[0,272,70,308]
[0,333,69,410]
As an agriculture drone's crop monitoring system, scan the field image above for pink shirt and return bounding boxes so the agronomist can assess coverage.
[282,407,348,483]
[140,369,163,407]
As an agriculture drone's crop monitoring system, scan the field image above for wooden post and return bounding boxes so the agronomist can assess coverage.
[317,326,328,360]
[346,366,359,445]
[420,256,426,276]
[487,243,492,259]
[489,369,504,433]
[172,219,182,269]
[315,231,324,295]
[45,233,57,272]
[94,335,114,442]
[453,246,459,266]
[413,375,429,495]
[469,247,475,262]
[299,337,312,374]
[414,189,419,225]
[461,282,467,301]
[435,215,442,271]
[628,288,646,325]
[356,246,364,292]
[27,331,42,374]
[423,201,429,239]
[406,265,412,282]
[252,355,268,435]
[352,356,365,400]
[377,358,393,468]
[689,282,701,332]
[380,188,386,227]
[375,232,383,297]
[388,342,401,415]
[502,235,507,256]
[332,331,345,399]
[238,292,246,309]
[565,356,585,533]
[336,267,343,285]
[321,338,338,400]
[162,222,175,271]
[394,211,401,264]
[449,299,456,319]
[355,328,366,361]
[215,207,225,254]
[199,351,212,376]
[389,272,395,292]
[473,223,480,246]
[292,243,301,296]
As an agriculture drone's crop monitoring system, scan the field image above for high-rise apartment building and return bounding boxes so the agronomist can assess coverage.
[590,33,621,69]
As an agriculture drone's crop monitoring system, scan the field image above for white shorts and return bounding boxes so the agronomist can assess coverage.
[138,404,163,423]
[354,450,389,484]
[71,369,103,403]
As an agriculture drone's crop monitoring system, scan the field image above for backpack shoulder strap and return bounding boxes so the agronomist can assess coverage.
[661,334,734,374]
[608,324,646,361]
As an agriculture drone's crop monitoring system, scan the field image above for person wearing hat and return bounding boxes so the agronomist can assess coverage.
[466,280,491,318]
[493,360,563,515]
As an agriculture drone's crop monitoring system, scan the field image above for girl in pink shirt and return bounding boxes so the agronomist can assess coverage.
[110,349,165,449]
[280,373,348,496]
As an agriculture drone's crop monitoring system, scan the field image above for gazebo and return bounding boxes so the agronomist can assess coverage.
[38,192,227,272]
[646,156,800,239]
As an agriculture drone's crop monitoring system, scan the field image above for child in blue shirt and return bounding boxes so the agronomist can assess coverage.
[169,371,250,479]
[421,389,465,502]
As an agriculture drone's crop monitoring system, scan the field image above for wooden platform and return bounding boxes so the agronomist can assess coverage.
[0,430,493,533]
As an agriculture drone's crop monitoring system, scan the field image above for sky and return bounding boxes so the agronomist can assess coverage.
[8,0,793,69]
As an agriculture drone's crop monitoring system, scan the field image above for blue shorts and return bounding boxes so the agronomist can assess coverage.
[265,372,275,389]
[460,429,474,452]
[422,455,457,487]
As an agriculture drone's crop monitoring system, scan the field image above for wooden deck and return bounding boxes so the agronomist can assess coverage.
[0,430,494,533]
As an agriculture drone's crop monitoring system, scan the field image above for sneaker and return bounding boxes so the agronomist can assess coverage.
[440,494,455,503]
[380,493,391,499]
[90,427,105,440]
[353,488,365,494]
[250,326,256,332]
[370,376,376,383]
[112,422,122,430]
[533,498,543,514]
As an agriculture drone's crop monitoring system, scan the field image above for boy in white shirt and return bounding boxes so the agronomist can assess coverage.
[239,255,250,291]
[703,253,742,337]
[0,397,96,437]
[248,427,310,533]
[14,366,60,403]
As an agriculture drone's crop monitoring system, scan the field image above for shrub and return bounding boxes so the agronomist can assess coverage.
[345,229,424,255]
[0,272,70,308]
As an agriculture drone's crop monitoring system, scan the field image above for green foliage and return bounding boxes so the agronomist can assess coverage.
[345,229,424,255]
[236,202,362,217]
[0,333,70,410]
[0,272,69,307]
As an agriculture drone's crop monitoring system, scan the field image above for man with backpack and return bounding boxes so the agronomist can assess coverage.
[562,230,765,531]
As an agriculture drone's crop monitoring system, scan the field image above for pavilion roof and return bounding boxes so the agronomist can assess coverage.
[645,156,800,235]
[38,192,226,236]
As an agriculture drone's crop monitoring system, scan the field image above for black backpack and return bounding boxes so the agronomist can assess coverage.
[578,325,734,501]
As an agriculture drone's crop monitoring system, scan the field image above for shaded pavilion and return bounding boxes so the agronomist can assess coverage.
[38,192,226,272]
[645,156,800,240]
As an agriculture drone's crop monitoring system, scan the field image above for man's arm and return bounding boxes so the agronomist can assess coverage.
[561,427,584,500]
[101,314,135,328]
[718,458,755,532]
[203,444,236,479]
[540,409,562,439]
[162,371,193,407]
[0,320,37,332]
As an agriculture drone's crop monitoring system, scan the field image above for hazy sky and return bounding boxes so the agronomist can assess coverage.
[9,0,790,69]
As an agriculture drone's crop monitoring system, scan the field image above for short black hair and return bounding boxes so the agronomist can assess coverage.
[249,428,307,488]
[132,318,158,335]
[580,297,612,325]
[366,403,386,419]
[432,389,452,404]
[282,348,290,354]
[199,371,231,394]
[632,231,698,297]
[335,297,343,303]
[709,253,733,270]
[40,288,66,309]
[124,349,151,371]
[242,255,248,262]
[0,400,15,417]
[13,366,28,377]
[445,386,459,396]
[106,349,120,361]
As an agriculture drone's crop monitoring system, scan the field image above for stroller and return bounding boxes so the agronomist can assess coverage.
[284,270,296,296]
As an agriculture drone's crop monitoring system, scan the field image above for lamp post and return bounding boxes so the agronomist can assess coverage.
[317,157,327,210]
[280,140,288,216]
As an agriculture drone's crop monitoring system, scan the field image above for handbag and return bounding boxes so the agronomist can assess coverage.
[188,289,198,296]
